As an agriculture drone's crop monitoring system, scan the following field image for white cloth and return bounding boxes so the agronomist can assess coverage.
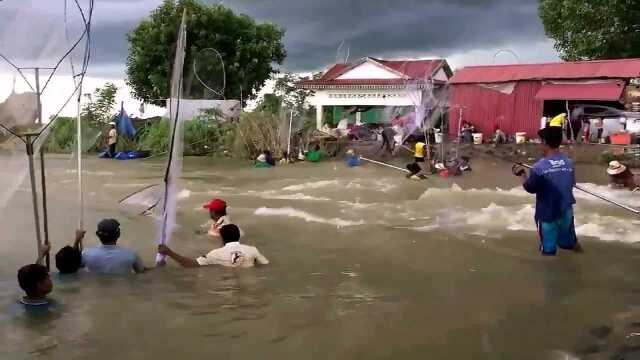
[196,242,269,268]
[108,128,117,145]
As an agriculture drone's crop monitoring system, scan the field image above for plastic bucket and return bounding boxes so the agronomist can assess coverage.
[515,132,527,144]
[434,132,443,144]
[472,133,483,145]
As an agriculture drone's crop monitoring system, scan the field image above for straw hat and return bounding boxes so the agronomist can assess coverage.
[346,149,354,155]
[257,154,266,162]
[607,161,627,175]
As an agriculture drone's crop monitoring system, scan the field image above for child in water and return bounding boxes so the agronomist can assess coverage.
[345,149,361,167]
[17,245,53,308]
[202,198,232,237]
[54,230,86,275]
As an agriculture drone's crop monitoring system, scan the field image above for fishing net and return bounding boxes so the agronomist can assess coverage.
[335,40,351,65]
[153,11,188,265]
[0,1,94,257]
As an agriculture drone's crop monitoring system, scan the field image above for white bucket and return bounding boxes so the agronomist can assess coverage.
[472,133,483,145]
[434,132,443,144]
[515,132,527,144]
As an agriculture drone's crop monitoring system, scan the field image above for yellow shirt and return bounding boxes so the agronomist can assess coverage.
[415,142,425,158]
[549,113,565,127]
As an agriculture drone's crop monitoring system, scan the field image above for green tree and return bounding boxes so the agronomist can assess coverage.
[256,93,282,115]
[539,0,640,60]
[126,0,286,107]
[82,82,118,124]
[273,72,315,115]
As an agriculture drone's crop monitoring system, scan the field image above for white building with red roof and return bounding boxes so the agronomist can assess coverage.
[298,57,452,129]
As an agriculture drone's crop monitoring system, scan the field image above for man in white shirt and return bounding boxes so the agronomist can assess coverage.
[107,122,117,158]
[158,224,268,268]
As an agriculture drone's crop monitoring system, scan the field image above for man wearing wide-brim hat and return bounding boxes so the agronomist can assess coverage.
[607,161,638,191]
[107,121,117,158]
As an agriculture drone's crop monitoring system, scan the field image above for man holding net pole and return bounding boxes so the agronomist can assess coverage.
[512,126,583,256]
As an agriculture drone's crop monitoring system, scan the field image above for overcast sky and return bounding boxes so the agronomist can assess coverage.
[0,0,559,117]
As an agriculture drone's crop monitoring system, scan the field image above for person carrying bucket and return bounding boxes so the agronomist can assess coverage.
[512,126,582,256]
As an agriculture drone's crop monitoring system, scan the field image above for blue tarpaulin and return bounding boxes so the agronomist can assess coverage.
[115,103,136,139]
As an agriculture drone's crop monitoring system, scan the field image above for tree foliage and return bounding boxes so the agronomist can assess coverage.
[81,82,118,124]
[126,0,286,107]
[273,72,315,115]
[539,0,640,60]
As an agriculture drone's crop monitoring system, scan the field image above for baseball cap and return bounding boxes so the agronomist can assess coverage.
[97,218,120,235]
[203,198,226,212]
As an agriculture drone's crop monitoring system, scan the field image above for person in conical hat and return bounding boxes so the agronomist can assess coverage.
[607,161,638,190]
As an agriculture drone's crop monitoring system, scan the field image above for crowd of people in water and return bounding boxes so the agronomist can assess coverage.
[17,198,268,309]
[16,113,639,312]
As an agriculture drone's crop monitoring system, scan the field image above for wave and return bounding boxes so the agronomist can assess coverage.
[177,189,191,200]
[254,207,365,227]
[104,183,154,188]
[282,180,339,191]
[419,183,530,200]
[65,169,115,176]
[260,193,331,201]
[573,183,640,207]
[409,202,639,244]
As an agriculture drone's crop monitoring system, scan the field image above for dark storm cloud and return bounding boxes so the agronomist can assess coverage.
[0,0,550,77]
[219,0,546,71]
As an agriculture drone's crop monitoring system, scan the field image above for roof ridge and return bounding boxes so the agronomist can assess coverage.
[460,58,640,70]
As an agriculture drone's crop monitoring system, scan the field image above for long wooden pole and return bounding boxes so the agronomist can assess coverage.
[516,162,640,215]
[360,156,410,173]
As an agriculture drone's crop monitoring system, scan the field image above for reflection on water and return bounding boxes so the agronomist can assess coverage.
[0,155,639,359]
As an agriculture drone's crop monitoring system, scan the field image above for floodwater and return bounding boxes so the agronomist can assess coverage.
[1,152,640,359]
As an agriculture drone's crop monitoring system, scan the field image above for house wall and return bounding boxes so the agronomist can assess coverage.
[433,68,449,82]
[336,61,402,79]
[311,89,421,107]
[448,81,543,138]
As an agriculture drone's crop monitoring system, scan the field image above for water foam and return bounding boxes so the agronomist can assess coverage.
[282,180,339,191]
[261,193,331,201]
[65,169,115,176]
[574,183,640,207]
[419,183,530,201]
[254,207,365,227]
[410,200,639,244]
[177,189,191,200]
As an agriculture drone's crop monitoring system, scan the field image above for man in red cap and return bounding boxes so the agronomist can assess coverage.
[202,198,231,237]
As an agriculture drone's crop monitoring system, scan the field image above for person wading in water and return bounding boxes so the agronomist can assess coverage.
[107,122,117,158]
[512,126,583,255]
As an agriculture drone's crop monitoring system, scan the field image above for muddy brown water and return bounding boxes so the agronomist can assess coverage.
[1,153,639,359]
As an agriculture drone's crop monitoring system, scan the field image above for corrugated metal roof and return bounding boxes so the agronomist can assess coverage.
[534,81,625,101]
[450,58,640,84]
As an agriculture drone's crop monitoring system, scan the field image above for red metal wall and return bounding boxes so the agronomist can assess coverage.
[448,81,543,138]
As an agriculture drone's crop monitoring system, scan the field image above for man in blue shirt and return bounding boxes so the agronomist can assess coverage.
[512,126,581,255]
[82,219,146,274]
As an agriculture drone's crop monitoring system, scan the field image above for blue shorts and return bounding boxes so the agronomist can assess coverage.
[536,209,578,256]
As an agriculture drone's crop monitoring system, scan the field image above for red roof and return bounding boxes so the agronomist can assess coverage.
[370,58,445,79]
[298,79,429,86]
[450,58,640,84]
[535,81,625,101]
[299,58,449,88]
